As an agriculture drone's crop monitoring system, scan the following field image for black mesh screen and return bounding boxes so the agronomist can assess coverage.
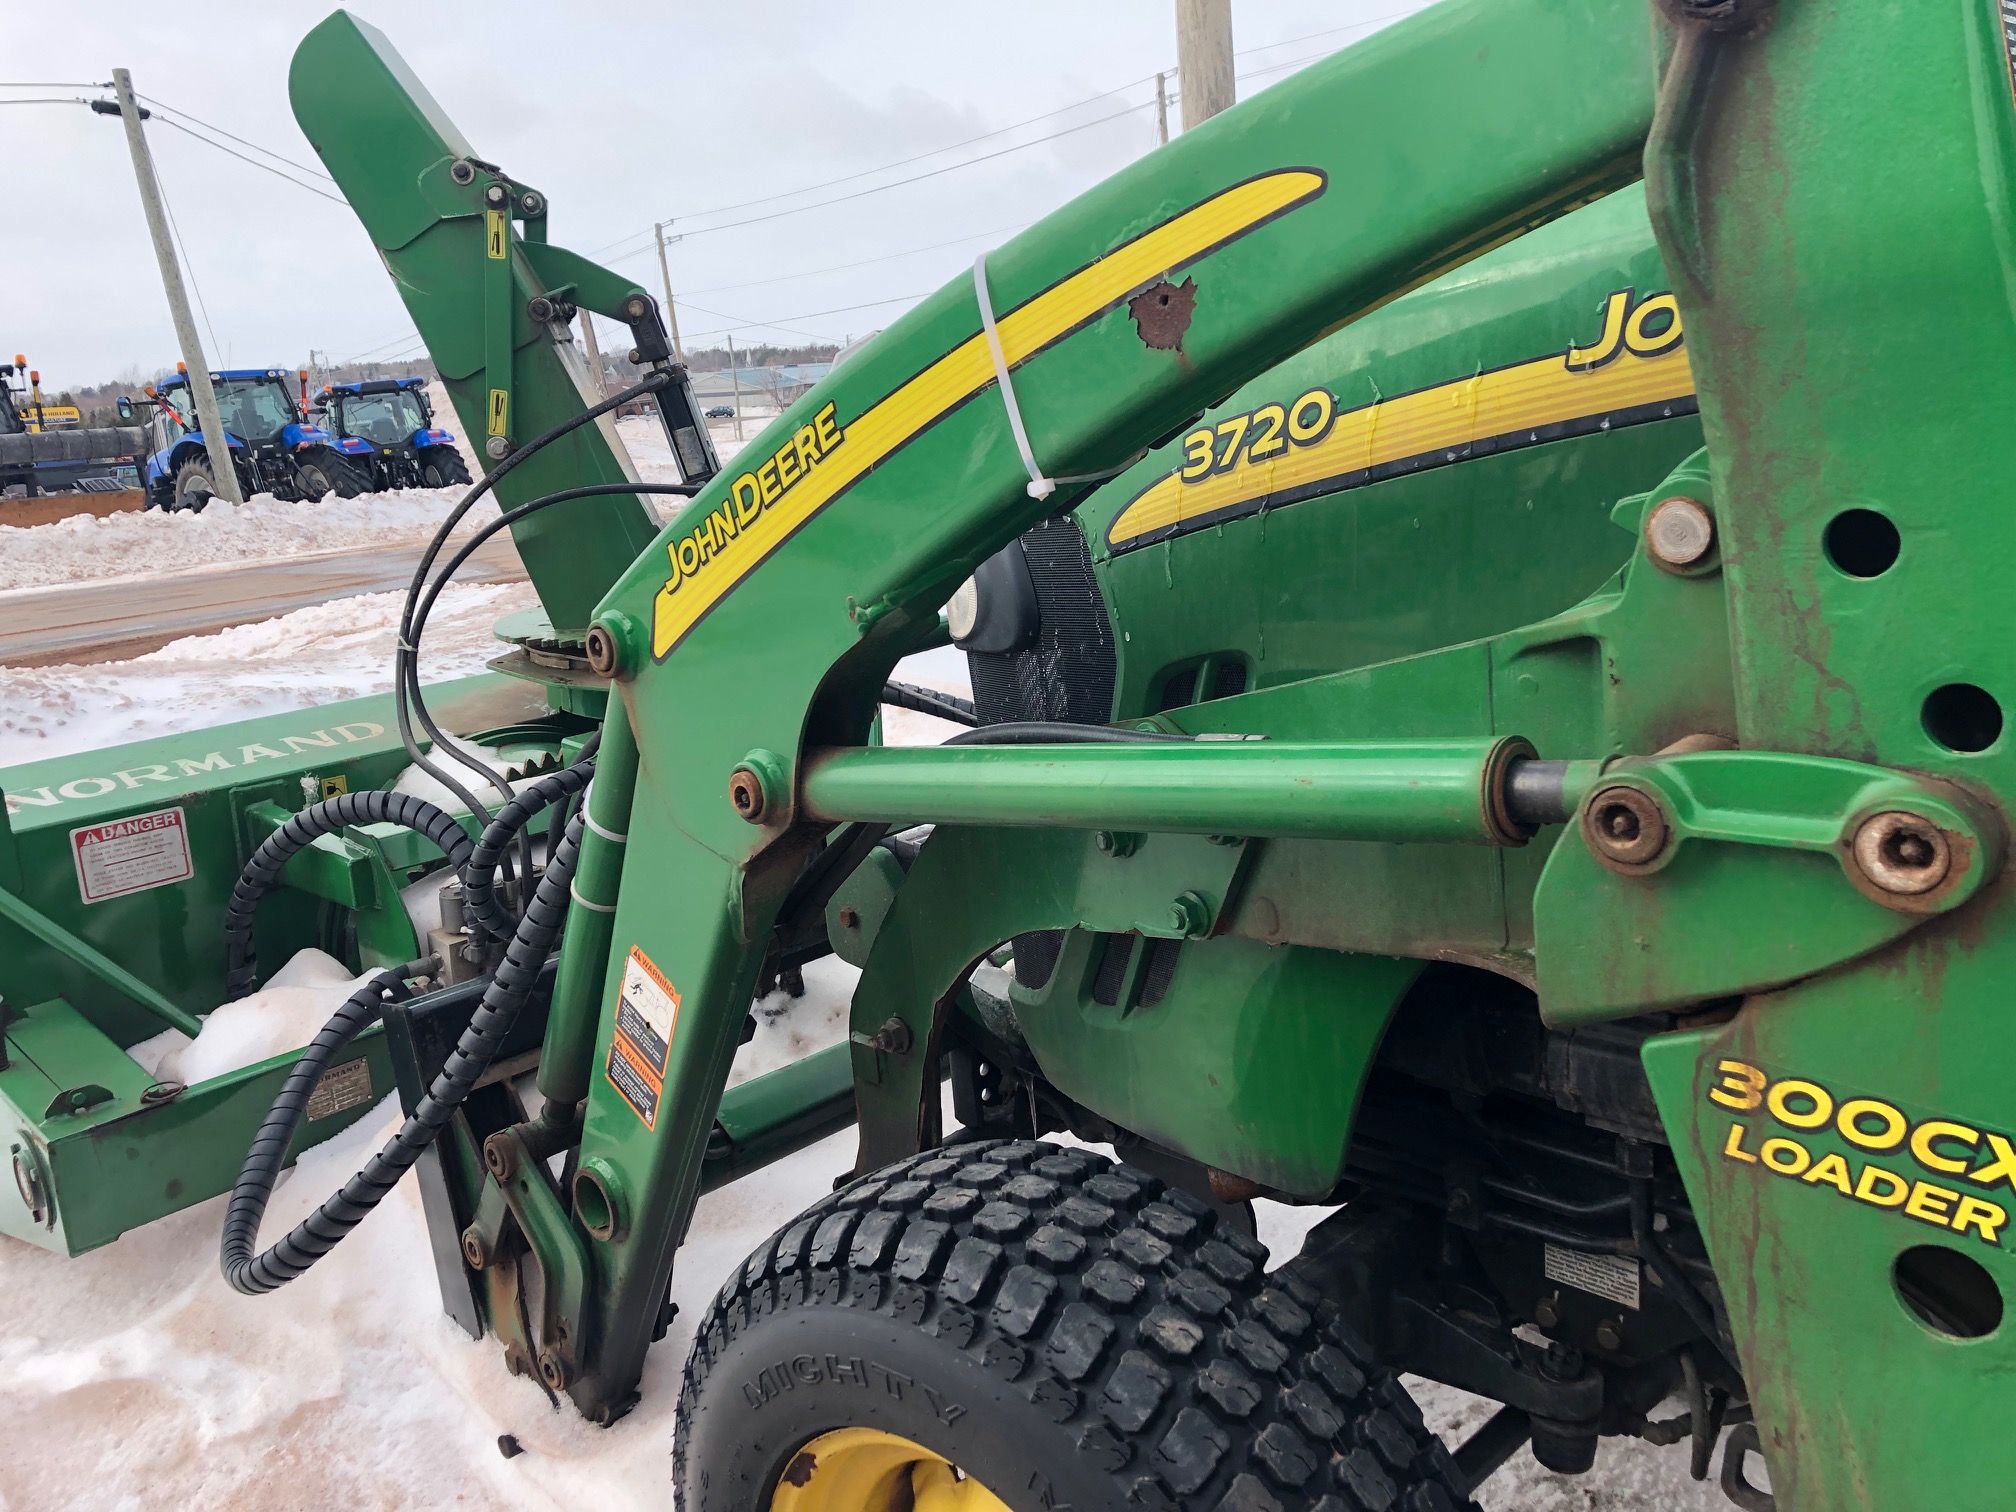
[967,516,1117,727]
[1213,660,1248,699]
[1139,937,1182,1007]
[1090,933,1134,1007]
[1013,930,1063,991]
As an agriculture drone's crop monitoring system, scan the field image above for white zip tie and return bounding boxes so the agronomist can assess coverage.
[584,810,628,844]
[569,881,618,914]
[972,251,1145,501]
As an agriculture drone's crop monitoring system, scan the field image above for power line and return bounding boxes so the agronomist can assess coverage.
[152,147,227,368]
[682,219,1035,297]
[138,93,336,183]
[679,291,929,343]
[150,115,347,204]
[605,99,1153,258]
[0,81,105,88]
[1232,11,1417,59]
[591,72,1167,257]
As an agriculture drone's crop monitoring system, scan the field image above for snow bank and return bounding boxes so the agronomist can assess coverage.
[0,488,470,592]
[0,581,537,768]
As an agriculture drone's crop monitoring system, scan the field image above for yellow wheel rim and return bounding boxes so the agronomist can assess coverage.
[767,1427,1012,1512]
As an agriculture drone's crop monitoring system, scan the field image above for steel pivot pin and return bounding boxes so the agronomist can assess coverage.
[1644,496,1716,570]
[1849,811,1951,897]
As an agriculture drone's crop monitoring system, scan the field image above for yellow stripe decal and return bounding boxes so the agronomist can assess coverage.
[1106,292,1695,552]
[651,169,1327,659]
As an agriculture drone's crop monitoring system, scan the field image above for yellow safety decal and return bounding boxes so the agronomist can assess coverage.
[1706,1057,2013,1250]
[486,387,508,437]
[651,168,1328,659]
[606,945,680,1128]
[485,208,508,260]
[1106,286,1694,553]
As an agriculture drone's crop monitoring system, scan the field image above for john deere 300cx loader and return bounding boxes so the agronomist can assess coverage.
[4,1,2011,1507]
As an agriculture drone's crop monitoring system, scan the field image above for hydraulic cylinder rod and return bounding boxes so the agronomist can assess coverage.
[800,736,1550,846]
[537,704,638,1106]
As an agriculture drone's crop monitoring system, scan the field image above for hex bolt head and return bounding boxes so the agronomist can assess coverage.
[1533,1295,1563,1329]
[1168,890,1211,938]
[1851,811,1952,897]
[484,183,508,207]
[461,1226,489,1271]
[537,1347,571,1390]
[727,766,767,822]
[449,159,476,185]
[520,191,544,215]
[838,905,861,930]
[1645,495,1716,569]
[1595,1319,1625,1352]
[1583,786,1671,869]
[624,297,648,320]
[485,435,510,459]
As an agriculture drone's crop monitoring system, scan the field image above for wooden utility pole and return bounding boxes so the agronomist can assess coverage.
[725,333,745,444]
[110,67,243,503]
[1155,71,1170,145]
[1175,0,1235,131]
[577,310,607,398]
[654,223,686,363]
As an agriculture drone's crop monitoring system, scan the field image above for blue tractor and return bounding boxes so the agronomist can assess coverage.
[119,366,346,511]
[310,377,470,495]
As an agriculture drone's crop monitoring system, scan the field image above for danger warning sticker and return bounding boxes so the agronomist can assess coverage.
[606,945,679,1128]
[70,806,193,904]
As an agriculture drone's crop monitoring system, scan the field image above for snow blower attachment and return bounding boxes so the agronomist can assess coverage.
[6,0,2016,1506]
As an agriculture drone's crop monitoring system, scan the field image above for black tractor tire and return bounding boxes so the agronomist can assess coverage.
[421,450,472,488]
[676,1138,1480,1512]
[171,456,220,513]
[313,453,375,499]
[292,458,334,502]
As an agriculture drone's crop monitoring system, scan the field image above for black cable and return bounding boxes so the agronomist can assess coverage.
[401,478,695,896]
[880,680,978,727]
[945,720,1192,745]
[222,790,472,1002]
[393,370,674,827]
[462,755,596,940]
[223,812,585,1295]
[218,962,419,1283]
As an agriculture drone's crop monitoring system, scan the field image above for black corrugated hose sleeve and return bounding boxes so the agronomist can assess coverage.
[880,680,979,727]
[222,811,585,1296]
[218,962,416,1294]
[461,756,596,941]
[223,790,474,1002]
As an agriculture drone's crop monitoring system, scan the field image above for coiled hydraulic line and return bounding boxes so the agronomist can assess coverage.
[222,811,585,1294]
[222,789,473,1001]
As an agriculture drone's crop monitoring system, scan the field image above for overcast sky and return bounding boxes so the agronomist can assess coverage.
[4,2,1424,391]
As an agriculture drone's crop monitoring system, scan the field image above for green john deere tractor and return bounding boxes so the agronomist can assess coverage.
[4,1,2014,1507]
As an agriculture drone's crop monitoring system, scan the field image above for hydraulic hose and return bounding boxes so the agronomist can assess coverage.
[945,720,1192,745]
[223,789,472,1002]
[222,810,585,1295]
[393,372,677,825]
[461,753,596,940]
[880,680,978,727]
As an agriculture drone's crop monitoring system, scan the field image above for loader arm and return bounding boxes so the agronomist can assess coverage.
[534,0,1661,1420]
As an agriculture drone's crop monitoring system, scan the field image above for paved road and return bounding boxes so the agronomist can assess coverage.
[0,537,525,665]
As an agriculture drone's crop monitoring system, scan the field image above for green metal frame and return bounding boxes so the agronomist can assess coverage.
[13,1,1974,1505]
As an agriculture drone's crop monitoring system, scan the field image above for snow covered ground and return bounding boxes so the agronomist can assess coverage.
[0,459,1719,1510]
[0,488,472,593]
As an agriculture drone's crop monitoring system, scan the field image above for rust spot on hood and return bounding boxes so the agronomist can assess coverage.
[1128,278,1197,350]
